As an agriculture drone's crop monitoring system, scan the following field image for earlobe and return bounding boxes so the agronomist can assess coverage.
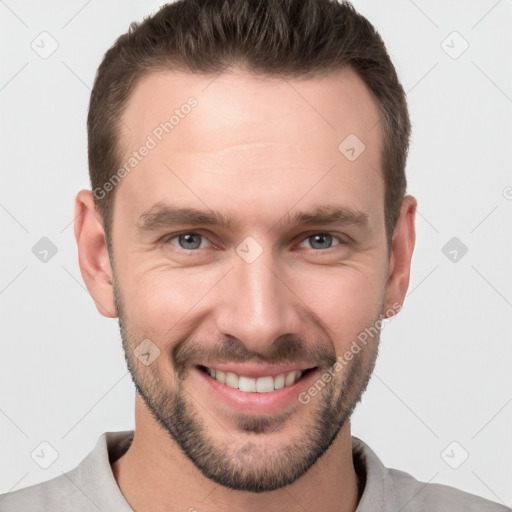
[383,195,417,318]
[74,190,117,318]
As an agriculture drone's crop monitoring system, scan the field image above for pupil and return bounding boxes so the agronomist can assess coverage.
[311,233,331,249]
[180,233,201,249]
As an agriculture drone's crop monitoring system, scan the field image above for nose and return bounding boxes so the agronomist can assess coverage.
[214,245,303,355]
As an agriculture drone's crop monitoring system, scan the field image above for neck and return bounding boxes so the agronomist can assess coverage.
[112,396,361,512]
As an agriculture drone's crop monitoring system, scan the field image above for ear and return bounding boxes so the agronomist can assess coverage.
[74,190,117,318]
[383,195,417,318]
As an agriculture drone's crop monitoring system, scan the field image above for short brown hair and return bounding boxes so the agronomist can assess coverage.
[88,0,410,247]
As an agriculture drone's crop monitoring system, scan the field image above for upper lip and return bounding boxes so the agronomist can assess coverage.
[197,363,316,379]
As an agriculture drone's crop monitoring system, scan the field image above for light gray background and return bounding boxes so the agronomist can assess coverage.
[1,0,511,506]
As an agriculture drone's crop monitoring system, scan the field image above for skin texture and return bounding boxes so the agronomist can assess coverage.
[74,67,416,512]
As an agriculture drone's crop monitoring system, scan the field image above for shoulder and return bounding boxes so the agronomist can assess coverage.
[0,430,133,512]
[0,468,93,512]
[351,436,510,512]
[388,467,510,512]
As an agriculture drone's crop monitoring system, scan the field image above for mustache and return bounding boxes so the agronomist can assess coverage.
[172,334,336,374]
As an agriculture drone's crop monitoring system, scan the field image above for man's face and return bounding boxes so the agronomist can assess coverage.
[106,68,395,491]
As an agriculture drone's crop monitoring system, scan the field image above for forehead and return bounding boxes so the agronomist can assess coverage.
[115,67,384,229]
[120,66,381,152]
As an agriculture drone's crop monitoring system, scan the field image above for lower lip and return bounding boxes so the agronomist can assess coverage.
[194,366,318,415]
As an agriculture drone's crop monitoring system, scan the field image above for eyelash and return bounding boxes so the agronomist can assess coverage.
[160,231,348,253]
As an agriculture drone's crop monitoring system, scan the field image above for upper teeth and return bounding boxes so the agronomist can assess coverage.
[206,368,303,393]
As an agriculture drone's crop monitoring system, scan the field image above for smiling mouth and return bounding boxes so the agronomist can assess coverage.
[197,365,316,393]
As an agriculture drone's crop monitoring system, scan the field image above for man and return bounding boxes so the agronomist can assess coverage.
[1,0,508,510]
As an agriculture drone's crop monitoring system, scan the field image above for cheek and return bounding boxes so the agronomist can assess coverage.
[117,264,222,345]
[295,265,386,348]
[116,247,389,353]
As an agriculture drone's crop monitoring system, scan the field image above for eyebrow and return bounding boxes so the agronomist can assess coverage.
[136,202,370,232]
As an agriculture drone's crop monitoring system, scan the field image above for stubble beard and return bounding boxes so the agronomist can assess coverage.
[114,283,380,492]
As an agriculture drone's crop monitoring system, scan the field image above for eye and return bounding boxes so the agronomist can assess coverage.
[161,231,346,253]
[298,233,343,250]
[165,232,212,251]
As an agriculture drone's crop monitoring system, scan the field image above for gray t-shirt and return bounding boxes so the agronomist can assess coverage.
[0,431,509,511]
